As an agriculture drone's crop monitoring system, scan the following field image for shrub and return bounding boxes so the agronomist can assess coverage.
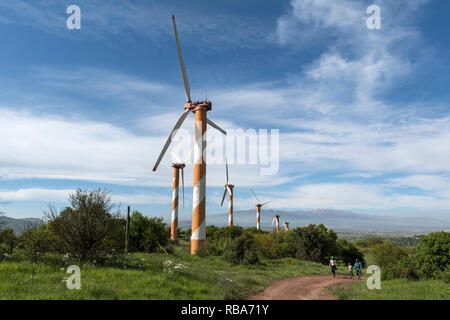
[414,231,450,278]
[336,239,365,266]
[286,224,337,264]
[367,237,384,247]
[0,228,17,254]
[20,224,52,262]
[354,239,368,248]
[253,232,283,259]
[372,241,409,280]
[224,233,259,265]
[45,189,119,262]
[129,211,170,253]
[438,267,450,283]
[243,227,266,235]
[206,226,243,256]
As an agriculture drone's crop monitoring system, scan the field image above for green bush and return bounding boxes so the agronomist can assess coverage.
[372,241,409,280]
[129,211,170,253]
[354,239,368,248]
[286,224,337,264]
[206,226,243,256]
[243,227,266,235]
[46,189,119,262]
[20,224,52,262]
[253,232,283,259]
[0,228,17,254]
[438,267,450,283]
[415,231,450,279]
[336,239,365,266]
[224,233,259,265]
[367,237,384,247]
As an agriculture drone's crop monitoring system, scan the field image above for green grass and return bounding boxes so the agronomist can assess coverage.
[331,246,449,300]
[0,241,330,300]
[329,278,450,300]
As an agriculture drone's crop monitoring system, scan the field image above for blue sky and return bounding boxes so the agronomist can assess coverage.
[1,0,450,223]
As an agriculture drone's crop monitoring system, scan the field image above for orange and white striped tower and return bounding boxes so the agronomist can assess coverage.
[275,215,280,233]
[251,189,273,231]
[188,101,210,254]
[171,163,185,240]
[256,204,262,230]
[227,184,234,226]
[153,16,226,255]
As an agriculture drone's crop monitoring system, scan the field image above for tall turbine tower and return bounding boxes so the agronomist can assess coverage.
[251,189,272,230]
[153,15,227,254]
[220,159,234,226]
[272,211,280,233]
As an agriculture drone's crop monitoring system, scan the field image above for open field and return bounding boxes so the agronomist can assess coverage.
[0,241,331,300]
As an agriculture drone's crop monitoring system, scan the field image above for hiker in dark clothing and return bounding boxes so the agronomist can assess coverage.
[354,259,362,280]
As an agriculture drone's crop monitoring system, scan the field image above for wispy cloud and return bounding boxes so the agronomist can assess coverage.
[0,0,270,48]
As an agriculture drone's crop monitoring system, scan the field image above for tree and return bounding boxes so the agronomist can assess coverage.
[415,231,450,278]
[206,226,243,256]
[0,228,17,254]
[367,237,384,247]
[46,189,118,262]
[336,239,365,266]
[287,224,338,264]
[224,232,259,265]
[20,223,51,262]
[128,211,169,253]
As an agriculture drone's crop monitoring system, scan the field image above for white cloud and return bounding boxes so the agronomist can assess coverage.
[0,188,170,205]
[273,182,450,211]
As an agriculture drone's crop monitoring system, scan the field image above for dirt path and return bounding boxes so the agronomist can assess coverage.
[246,275,362,300]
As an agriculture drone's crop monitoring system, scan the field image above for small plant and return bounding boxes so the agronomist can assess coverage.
[224,233,259,265]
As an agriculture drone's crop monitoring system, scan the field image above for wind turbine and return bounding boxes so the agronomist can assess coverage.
[153,15,227,254]
[168,150,188,240]
[251,189,272,230]
[283,220,289,231]
[220,158,234,227]
[272,208,280,233]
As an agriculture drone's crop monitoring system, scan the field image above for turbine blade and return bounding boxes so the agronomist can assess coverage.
[183,142,196,164]
[172,15,191,102]
[225,157,229,184]
[261,200,273,207]
[207,118,227,135]
[251,189,261,204]
[171,150,182,163]
[220,187,227,206]
[153,109,190,171]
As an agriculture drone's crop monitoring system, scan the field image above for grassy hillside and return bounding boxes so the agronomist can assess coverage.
[330,245,449,300]
[0,240,330,300]
[329,278,449,300]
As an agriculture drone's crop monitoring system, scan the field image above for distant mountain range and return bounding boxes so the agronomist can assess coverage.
[0,216,42,234]
[179,209,450,233]
[3,209,449,235]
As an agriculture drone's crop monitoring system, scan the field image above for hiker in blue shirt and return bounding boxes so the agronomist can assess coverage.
[354,259,362,280]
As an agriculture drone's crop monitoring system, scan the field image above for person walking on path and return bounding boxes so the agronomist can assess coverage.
[329,256,338,278]
[354,259,362,280]
[348,262,353,278]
